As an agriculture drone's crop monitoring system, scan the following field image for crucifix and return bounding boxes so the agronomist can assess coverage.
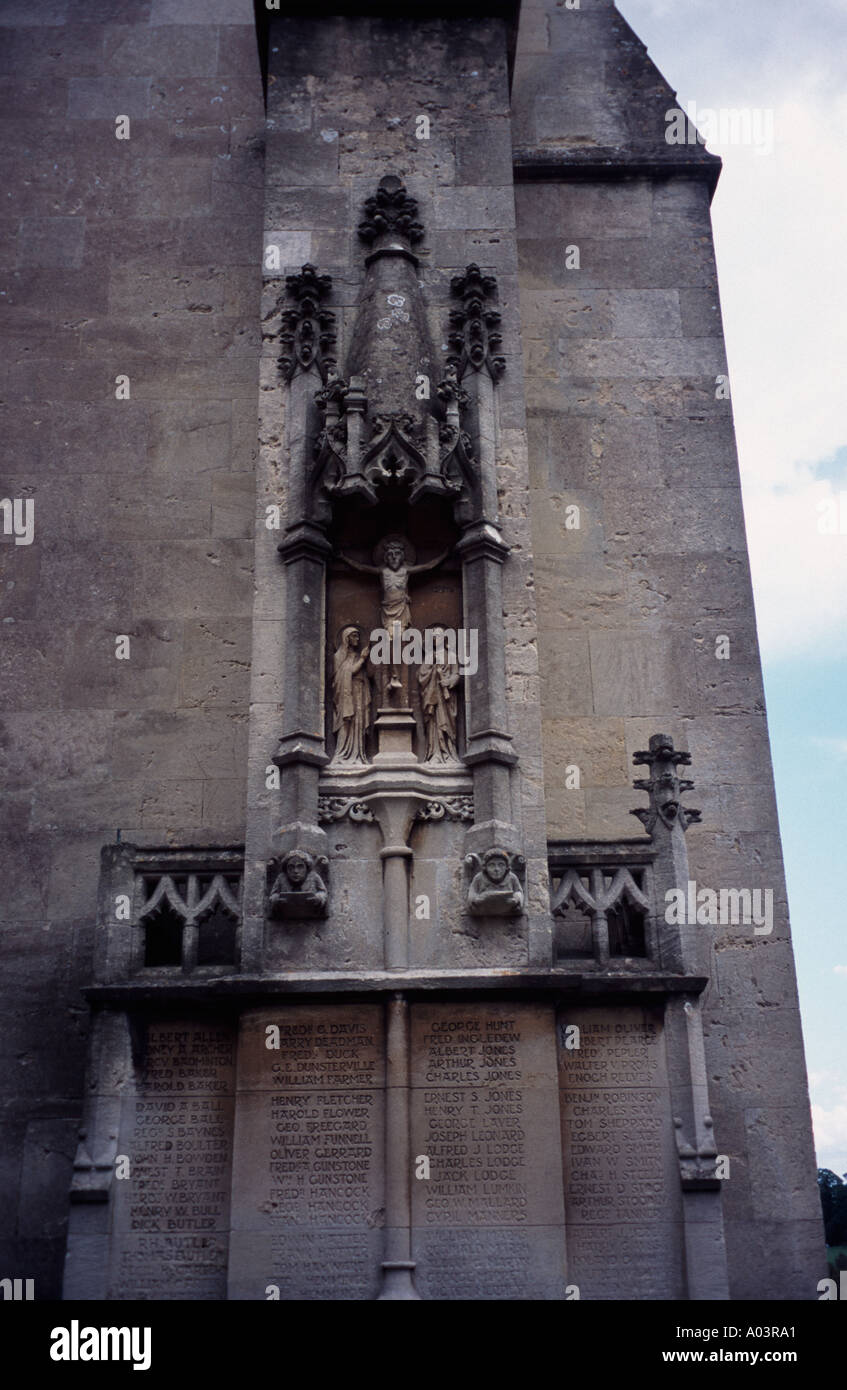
[339,534,447,707]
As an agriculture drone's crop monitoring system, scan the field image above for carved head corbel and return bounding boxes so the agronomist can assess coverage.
[267,848,329,920]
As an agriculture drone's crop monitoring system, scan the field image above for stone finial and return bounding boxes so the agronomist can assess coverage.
[358,174,424,247]
[279,263,336,382]
[631,733,702,834]
[447,263,505,381]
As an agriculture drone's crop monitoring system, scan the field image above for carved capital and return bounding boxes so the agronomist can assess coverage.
[70,1128,117,1204]
[416,797,475,824]
[276,521,333,567]
[317,796,376,825]
[455,520,510,566]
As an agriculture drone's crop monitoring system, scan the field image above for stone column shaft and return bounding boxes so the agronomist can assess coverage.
[457,522,518,847]
[378,993,419,1299]
[382,846,413,971]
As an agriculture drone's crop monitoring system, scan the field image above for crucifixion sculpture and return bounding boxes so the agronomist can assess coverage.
[339,534,447,704]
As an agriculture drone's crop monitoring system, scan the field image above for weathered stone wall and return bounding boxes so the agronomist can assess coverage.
[0,0,264,1294]
[513,0,824,1296]
[0,0,825,1304]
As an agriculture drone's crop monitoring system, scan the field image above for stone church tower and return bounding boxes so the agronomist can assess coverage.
[1,0,823,1300]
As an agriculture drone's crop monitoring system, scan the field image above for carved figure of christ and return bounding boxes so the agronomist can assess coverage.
[339,539,448,698]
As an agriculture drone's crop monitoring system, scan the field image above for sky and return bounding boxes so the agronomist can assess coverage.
[616,0,847,1177]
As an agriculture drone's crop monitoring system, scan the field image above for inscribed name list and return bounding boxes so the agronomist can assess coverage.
[109,1021,236,1299]
[229,1005,384,1299]
[558,1006,683,1298]
[410,1002,566,1299]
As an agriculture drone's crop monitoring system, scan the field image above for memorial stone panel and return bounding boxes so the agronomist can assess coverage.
[558,1005,684,1299]
[108,1020,236,1300]
[410,1001,567,1299]
[229,1004,385,1299]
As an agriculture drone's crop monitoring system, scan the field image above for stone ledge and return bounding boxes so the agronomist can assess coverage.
[84,968,708,1007]
[513,147,722,197]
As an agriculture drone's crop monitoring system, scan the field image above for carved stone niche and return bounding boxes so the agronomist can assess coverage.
[326,507,464,766]
[267,847,329,920]
[465,847,526,917]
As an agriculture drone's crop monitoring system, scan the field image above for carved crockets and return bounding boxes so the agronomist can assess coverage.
[466,849,526,917]
[631,734,702,834]
[447,263,506,382]
[267,849,329,919]
[358,173,424,249]
[279,263,336,383]
[278,178,499,522]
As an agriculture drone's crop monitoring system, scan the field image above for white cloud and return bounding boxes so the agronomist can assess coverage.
[809,1069,836,1088]
[834,965,847,977]
[713,92,847,660]
[811,738,847,760]
[617,4,847,662]
[812,1084,847,1173]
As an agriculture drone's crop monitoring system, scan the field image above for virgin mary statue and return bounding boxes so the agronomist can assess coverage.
[331,626,371,764]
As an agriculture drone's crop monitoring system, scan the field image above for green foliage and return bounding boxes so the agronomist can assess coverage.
[818,1168,847,1246]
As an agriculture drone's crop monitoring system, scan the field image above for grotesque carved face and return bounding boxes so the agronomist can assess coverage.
[485,853,509,884]
[385,543,404,570]
[286,854,308,886]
